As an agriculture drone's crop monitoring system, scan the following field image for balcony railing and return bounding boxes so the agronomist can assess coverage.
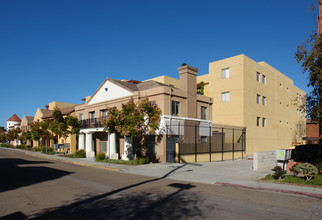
[80,117,106,129]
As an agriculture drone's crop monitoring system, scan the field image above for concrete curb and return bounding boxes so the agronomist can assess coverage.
[25,153,121,172]
[215,182,322,199]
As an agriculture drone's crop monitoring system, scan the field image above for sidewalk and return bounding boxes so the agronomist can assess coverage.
[5,148,322,199]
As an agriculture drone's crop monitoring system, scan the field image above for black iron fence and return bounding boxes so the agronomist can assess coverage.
[80,117,105,129]
[166,123,246,163]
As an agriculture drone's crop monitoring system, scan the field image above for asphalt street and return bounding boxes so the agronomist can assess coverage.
[0,149,321,220]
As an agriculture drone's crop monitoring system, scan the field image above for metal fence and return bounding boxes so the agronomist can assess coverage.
[166,123,246,163]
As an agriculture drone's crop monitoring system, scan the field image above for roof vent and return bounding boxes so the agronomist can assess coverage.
[181,63,187,66]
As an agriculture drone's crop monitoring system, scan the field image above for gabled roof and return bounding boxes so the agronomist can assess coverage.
[109,78,168,92]
[7,114,21,122]
[41,105,77,119]
[25,116,34,123]
[41,109,53,119]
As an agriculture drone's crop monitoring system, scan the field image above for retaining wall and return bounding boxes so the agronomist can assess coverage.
[253,151,276,171]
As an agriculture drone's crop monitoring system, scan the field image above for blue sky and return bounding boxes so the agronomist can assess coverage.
[0,0,318,127]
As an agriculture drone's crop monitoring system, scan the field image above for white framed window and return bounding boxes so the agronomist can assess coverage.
[221,68,230,79]
[262,75,266,85]
[171,101,180,116]
[221,92,230,102]
[90,111,95,123]
[257,94,260,104]
[256,72,260,82]
[262,118,266,127]
[201,136,207,143]
[101,109,108,118]
[79,113,83,120]
[201,106,207,120]
[262,96,266,106]
[257,117,260,126]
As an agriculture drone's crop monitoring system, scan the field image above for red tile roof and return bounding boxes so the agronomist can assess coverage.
[7,114,21,122]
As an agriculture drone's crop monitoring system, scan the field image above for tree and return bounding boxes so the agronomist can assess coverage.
[0,130,8,143]
[103,98,162,137]
[50,109,81,154]
[0,126,6,132]
[20,131,32,145]
[30,121,43,147]
[102,97,162,160]
[7,127,21,143]
[295,0,322,141]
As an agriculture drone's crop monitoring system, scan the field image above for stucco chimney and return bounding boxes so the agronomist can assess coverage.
[178,64,198,118]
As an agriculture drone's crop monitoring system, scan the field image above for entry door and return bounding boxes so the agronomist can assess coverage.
[166,136,179,163]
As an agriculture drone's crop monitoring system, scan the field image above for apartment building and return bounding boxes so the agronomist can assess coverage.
[148,55,306,156]
[75,64,213,162]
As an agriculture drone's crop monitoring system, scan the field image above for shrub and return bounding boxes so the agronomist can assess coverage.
[16,144,26,150]
[316,162,322,174]
[272,166,287,180]
[292,144,322,164]
[290,163,318,181]
[133,157,150,165]
[74,150,86,158]
[0,143,13,148]
[33,147,41,152]
[95,152,106,161]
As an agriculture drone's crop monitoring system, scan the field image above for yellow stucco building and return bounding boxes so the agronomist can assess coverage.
[147,54,306,157]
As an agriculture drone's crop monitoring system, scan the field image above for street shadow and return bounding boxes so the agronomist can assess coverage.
[0,158,73,193]
[25,164,205,219]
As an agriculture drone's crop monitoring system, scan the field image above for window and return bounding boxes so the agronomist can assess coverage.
[262,75,266,85]
[79,113,83,120]
[201,136,207,143]
[101,109,108,118]
[221,68,230,79]
[297,109,299,116]
[171,101,179,116]
[262,118,266,127]
[256,72,260,82]
[257,117,260,127]
[90,111,95,123]
[149,101,155,106]
[221,92,230,102]
[257,94,260,104]
[201,106,207,120]
[262,96,266,106]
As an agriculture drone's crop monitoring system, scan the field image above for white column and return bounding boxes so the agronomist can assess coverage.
[122,136,133,160]
[85,132,94,157]
[78,133,85,150]
[108,133,119,159]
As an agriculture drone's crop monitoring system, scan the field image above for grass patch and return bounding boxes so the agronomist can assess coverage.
[264,174,322,187]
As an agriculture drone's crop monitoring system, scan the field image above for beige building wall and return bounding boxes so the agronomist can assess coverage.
[197,54,306,155]
[48,101,76,110]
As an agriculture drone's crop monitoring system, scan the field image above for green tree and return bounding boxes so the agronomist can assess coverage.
[7,127,21,143]
[103,97,162,160]
[295,0,322,141]
[30,121,42,146]
[0,130,8,143]
[0,126,6,132]
[103,97,162,137]
[50,109,81,154]
[21,131,32,145]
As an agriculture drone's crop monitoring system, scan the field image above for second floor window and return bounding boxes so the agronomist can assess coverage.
[262,96,266,106]
[221,92,230,102]
[221,68,230,79]
[101,109,108,118]
[257,117,260,127]
[256,72,260,82]
[257,94,260,104]
[79,113,83,120]
[171,101,179,116]
[201,106,207,120]
[90,111,95,123]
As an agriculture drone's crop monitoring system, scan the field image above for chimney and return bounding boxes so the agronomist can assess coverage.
[178,64,198,118]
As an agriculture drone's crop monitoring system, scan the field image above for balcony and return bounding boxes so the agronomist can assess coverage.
[80,117,105,129]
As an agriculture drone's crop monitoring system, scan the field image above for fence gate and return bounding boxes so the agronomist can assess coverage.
[166,136,178,162]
